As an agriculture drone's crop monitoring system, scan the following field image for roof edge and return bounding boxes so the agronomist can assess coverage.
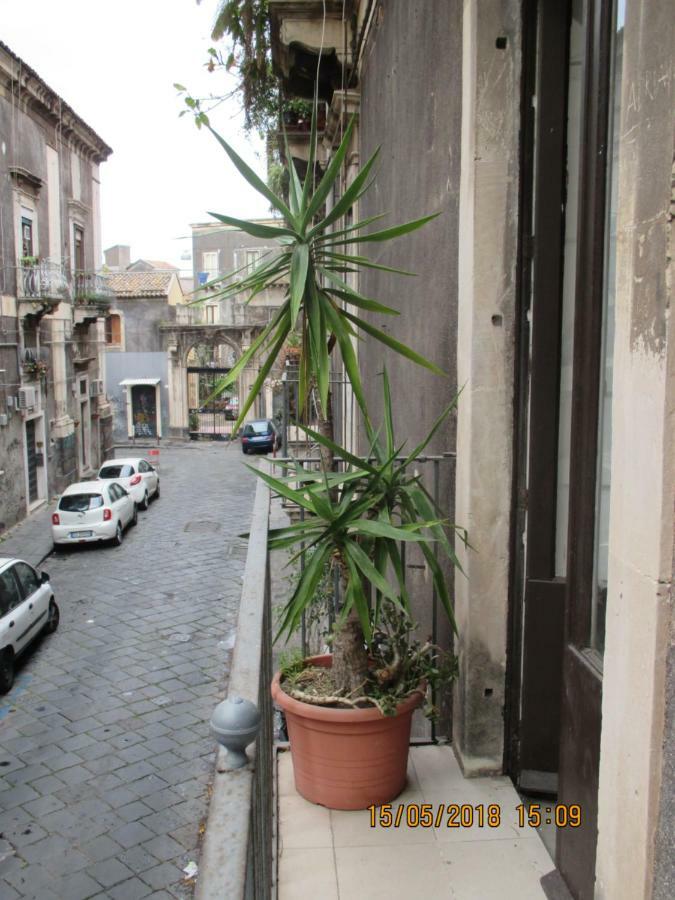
[0,41,112,163]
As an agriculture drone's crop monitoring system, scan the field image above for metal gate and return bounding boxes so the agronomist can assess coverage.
[187,366,236,441]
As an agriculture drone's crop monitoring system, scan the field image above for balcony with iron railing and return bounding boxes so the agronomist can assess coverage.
[73,271,115,323]
[16,259,70,308]
[199,453,553,898]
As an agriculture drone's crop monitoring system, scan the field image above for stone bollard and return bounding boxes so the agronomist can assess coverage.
[210,696,260,769]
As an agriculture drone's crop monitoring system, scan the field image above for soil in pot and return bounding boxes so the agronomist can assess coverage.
[272,654,424,810]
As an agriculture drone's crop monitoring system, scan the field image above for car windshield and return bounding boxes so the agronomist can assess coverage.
[246,422,270,435]
[99,465,133,478]
[59,493,104,512]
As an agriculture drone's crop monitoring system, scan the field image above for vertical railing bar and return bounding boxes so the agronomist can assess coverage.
[282,379,289,456]
[300,458,307,656]
[431,458,440,743]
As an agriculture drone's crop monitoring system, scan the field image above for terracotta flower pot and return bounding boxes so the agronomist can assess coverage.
[271,654,424,810]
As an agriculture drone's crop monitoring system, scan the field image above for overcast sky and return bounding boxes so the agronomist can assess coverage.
[1,0,269,274]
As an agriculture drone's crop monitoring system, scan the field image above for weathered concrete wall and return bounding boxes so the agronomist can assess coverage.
[0,307,26,532]
[0,54,107,526]
[356,0,463,736]
[105,352,169,442]
[112,296,171,354]
[453,0,521,773]
[595,1,674,895]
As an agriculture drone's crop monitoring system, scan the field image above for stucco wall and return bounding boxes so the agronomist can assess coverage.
[0,309,26,531]
[356,0,462,735]
[453,0,521,773]
[105,352,169,442]
[595,1,674,895]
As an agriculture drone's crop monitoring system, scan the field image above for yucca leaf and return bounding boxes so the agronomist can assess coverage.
[344,212,441,244]
[301,97,319,216]
[208,212,296,240]
[323,300,368,417]
[343,310,446,376]
[204,303,289,403]
[385,538,410,613]
[302,116,355,229]
[324,286,399,317]
[276,545,332,641]
[344,540,403,609]
[208,125,296,226]
[347,519,435,542]
[419,541,457,635]
[298,424,380,474]
[342,549,372,643]
[308,146,380,238]
[289,244,309,328]
[382,368,394,457]
[400,389,462,468]
[231,323,290,432]
[284,131,303,218]
[318,252,417,277]
[313,213,388,244]
[246,463,320,514]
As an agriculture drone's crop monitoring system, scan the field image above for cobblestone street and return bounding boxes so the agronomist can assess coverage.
[0,445,257,899]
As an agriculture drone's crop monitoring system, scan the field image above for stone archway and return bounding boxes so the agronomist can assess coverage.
[160,323,265,439]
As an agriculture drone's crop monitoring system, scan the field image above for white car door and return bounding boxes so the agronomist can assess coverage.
[13,562,50,639]
[120,486,134,525]
[0,568,32,654]
[111,483,133,526]
[139,460,158,495]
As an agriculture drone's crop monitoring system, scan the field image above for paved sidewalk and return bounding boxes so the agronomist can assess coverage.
[0,444,257,899]
[0,505,54,568]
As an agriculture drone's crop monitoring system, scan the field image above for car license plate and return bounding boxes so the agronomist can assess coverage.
[70,530,93,538]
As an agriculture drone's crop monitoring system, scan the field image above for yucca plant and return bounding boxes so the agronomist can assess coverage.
[254,371,466,697]
[200,113,442,436]
[187,101,463,703]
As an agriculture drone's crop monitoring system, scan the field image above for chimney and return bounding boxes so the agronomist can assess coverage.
[104,244,131,270]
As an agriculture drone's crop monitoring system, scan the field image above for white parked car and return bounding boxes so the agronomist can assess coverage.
[0,558,59,693]
[97,457,160,510]
[51,480,137,549]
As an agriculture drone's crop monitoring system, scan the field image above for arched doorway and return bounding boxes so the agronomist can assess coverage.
[186,342,238,440]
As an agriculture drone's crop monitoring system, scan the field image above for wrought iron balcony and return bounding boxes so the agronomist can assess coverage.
[17,259,70,303]
[73,271,115,308]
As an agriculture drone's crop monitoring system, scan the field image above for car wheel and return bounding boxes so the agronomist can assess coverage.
[0,650,14,694]
[242,447,248,455]
[140,491,149,511]
[44,600,60,634]
[154,482,160,500]
[113,522,123,546]
[131,506,138,527]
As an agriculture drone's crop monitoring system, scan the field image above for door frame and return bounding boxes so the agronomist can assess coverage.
[506,0,573,790]
[23,410,48,513]
[507,0,619,894]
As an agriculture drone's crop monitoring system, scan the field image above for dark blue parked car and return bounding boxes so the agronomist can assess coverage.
[241,419,281,454]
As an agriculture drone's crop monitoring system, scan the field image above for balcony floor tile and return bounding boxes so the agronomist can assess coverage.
[277,745,551,899]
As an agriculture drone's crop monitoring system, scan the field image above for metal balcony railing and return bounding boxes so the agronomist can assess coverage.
[196,469,273,899]
[73,271,115,306]
[17,260,70,302]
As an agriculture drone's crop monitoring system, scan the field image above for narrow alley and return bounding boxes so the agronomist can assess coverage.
[0,445,256,899]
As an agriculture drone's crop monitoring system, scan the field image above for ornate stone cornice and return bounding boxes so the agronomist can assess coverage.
[0,41,112,163]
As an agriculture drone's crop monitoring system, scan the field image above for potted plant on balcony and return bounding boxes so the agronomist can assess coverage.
[190,105,466,809]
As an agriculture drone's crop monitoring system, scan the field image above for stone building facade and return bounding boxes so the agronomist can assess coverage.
[0,41,112,534]
[102,269,184,442]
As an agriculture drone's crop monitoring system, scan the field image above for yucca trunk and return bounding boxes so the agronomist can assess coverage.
[332,608,369,695]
